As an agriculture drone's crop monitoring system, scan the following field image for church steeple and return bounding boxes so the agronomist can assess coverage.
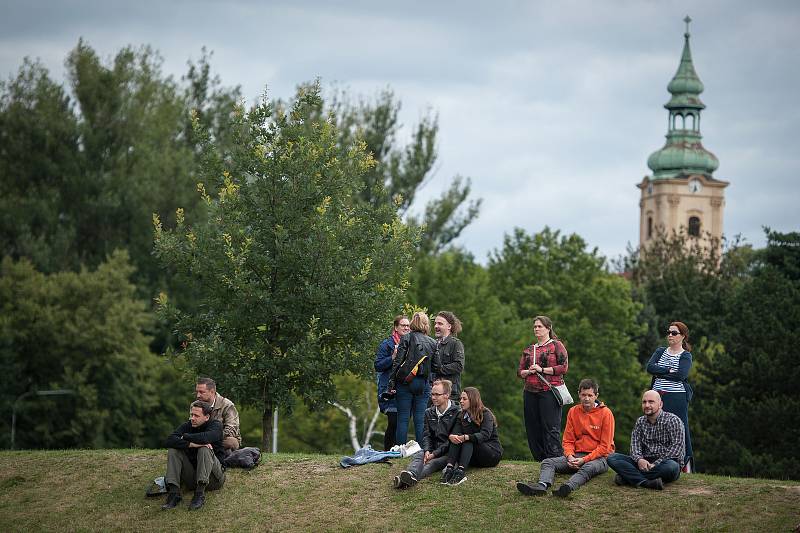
[647,16,719,179]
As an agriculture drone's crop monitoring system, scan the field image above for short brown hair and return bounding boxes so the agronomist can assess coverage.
[191,400,212,416]
[578,378,599,395]
[433,379,452,396]
[196,377,217,391]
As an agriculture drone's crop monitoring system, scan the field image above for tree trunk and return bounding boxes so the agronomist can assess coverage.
[261,404,274,452]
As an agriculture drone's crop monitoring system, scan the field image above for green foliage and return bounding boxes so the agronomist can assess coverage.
[489,227,647,453]
[0,251,185,448]
[153,82,420,449]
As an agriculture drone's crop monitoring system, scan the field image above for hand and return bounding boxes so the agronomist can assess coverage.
[637,458,652,472]
[530,364,543,373]
[423,451,434,464]
[448,434,464,444]
[566,455,582,468]
[392,346,398,360]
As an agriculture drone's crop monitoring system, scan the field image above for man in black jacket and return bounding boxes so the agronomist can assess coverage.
[394,380,460,488]
[162,400,226,510]
[432,311,465,401]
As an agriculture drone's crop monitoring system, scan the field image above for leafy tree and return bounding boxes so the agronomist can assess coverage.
[488,227,647,452]
[0,251,185,449]
[153,83,420,450]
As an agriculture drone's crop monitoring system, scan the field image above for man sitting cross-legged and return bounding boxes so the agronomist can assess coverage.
[607,390,684,490]
[162,400,226,510]
[517,378,615,498]
[394,379,460,488]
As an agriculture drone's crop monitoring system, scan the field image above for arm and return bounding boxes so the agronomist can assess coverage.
[390,336,411,377]
[645,348,669,376]
[165,421,192,449]
[437,339,464,376]
[629,420,643,462]
[222,403,240,439]
[583,409,616,463]
[518,350,531,378]
[182,420,223,445]
[652,417,685,466]
[548,341,568,376]
[647,349,692,382]
[422,412,434,452]
[561,409,577,457]
[434,415,459,457]
[374,339,394,372]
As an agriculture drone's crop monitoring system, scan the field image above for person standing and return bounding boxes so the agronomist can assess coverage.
[647,321,694,472]
[607,390,684,490]
[375,315,410,450]
[391,312,437,445]
[432,311,465,402]
[518,315,569,461]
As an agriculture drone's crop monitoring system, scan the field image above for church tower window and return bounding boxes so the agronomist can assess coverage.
[688,216,701,237]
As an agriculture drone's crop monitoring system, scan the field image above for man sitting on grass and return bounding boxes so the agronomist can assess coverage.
[195,377,242,452]
[162,401,226,510]
[393,379,460,488]
[607,390,684,490]
[516,378,615,498]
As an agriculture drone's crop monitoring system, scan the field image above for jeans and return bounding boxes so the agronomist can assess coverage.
[607,453,681,486]
[395,376,431,445]
[407,451,450,480]
[538,453,608,490]
[523,390,563,461]
[660,392,693,464]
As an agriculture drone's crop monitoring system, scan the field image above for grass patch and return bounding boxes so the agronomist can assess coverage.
[0,450,798,532]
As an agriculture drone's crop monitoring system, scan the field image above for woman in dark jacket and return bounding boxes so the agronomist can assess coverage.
[647,321,694,472]
[374,315,410,450]
[518,315,569,461]
[440,387,502,485]
[390,312,437,445]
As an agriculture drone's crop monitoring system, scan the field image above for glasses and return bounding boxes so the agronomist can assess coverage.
[430,392,446,397]
[667,330,681,336]
[399,323,410,328]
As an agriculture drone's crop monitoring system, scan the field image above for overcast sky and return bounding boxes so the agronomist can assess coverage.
[2,0,798,263]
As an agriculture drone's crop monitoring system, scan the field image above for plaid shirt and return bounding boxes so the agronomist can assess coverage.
[630,410,685,467]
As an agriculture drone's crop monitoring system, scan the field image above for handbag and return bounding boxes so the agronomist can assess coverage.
[532,343,574,406]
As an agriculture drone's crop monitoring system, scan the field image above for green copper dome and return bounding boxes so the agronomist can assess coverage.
[647,17,719,180]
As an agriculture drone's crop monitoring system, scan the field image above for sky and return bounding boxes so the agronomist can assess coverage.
[1,0,798,263]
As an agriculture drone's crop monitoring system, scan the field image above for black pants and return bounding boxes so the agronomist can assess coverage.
[523,389,563,461]
[383,411,398,451]
[447,440,501,468]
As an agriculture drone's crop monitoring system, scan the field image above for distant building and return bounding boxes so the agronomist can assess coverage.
[637,17,728,249]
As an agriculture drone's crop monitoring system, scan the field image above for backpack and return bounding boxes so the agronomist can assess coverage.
[394,332,432,384]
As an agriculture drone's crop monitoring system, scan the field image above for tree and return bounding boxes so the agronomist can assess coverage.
[488,227,647,452]
[153,82,420,450]
[0,251,186,449]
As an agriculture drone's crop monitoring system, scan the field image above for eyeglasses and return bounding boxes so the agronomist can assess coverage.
[399,324,410,328]
[667,330,681,336]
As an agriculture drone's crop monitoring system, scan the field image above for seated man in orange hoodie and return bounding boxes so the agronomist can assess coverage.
[516,378,615,498]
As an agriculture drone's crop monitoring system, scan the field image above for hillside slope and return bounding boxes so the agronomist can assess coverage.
[1,450,798,532]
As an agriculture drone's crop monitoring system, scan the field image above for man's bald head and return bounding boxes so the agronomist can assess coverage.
[641,390,663,418]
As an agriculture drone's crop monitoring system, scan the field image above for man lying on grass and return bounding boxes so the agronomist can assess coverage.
[516,378,615,498]
[162,400,226,510]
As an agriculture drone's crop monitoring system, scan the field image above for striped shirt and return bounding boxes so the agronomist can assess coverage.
[652,349,687,393]
[630,410,685,467]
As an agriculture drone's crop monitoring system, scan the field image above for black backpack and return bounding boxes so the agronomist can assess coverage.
[394,332,433,384]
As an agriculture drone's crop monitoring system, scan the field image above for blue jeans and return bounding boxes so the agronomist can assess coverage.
[395,376,430,444]
[607,453,681,486]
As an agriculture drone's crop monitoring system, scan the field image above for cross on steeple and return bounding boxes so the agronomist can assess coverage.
[684,15,692,35]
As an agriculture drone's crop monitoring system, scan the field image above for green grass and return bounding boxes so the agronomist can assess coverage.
[0,450,798,532]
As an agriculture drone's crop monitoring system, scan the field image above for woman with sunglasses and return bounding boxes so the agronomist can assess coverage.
[646,321,694,472]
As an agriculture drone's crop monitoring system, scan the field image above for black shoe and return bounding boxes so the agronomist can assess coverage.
[448,467,467,486]
[161,492,181,510]
[641,478,664,491]
[440,465,454,485]
[399,470,418,488]
[553,484,573,498]
[516,481,547,496]
[613,474,626,486]
[393,475,403,489]
[189,491,205,510]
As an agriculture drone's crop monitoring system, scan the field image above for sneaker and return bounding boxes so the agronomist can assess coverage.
[393,475,403,489]
[553,484,573,498]
[448,467,467,486]
[516,481,547,496]
[440,465,454,485]
[399,470,418,488]
[641,478,664,491]
[613,474,626,486]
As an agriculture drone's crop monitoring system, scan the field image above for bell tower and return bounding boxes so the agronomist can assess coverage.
[637,16,729,249]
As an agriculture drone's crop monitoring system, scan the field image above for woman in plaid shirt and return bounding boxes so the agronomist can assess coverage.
[517,315,569,461]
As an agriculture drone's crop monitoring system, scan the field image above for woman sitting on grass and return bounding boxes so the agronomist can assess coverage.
[440,387,503,485]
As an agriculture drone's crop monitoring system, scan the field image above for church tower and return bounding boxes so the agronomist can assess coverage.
[637,17,728,249]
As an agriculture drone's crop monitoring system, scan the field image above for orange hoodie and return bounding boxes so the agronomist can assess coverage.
[562,402,615,463]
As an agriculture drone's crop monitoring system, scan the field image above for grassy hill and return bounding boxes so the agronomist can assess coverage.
[1,450,798,532]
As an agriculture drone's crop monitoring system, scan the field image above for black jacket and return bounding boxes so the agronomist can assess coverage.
[452,408,503,457]
[165,418,226,466]
[391,331,438,383]
[422,401,461,458]
[432,336,465,400]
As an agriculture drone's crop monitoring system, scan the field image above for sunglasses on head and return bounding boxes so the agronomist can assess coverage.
[667,330,681,336]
